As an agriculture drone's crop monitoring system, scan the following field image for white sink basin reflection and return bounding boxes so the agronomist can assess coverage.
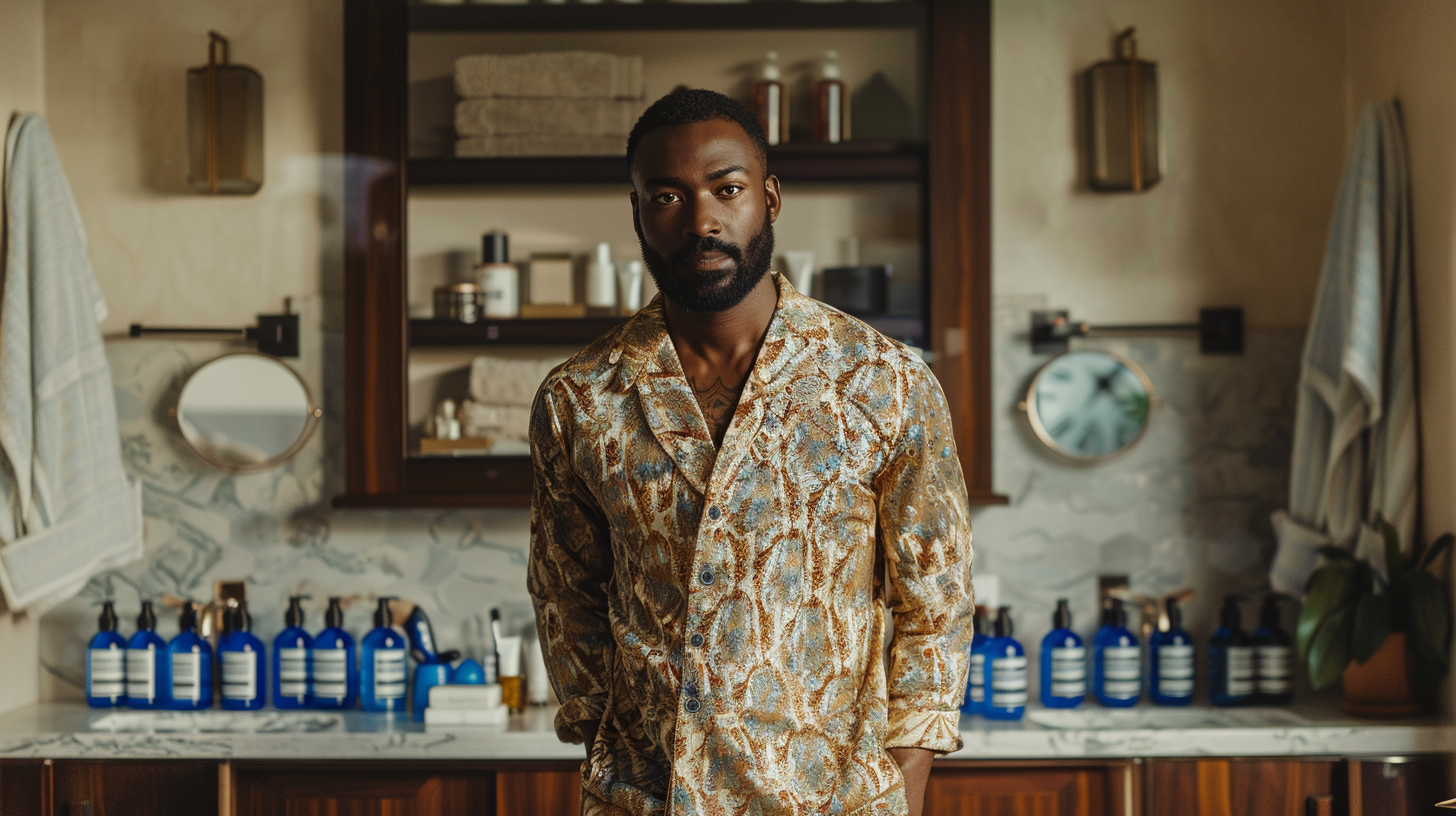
[1026,707,1309,730]
[89,711,342,733]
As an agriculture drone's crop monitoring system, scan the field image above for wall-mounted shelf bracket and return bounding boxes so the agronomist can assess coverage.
[128,311,300,357]
[1031,307,1243,355]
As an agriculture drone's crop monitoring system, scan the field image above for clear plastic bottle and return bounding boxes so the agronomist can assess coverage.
[1093,598,1141,707]
[1150,598,1194,706]
[273,596,313,709]
[219,603,266,711]
[1252,595,1294,705]
[752,51,787,146]
[1039,599,1086,708]
[165,604,213,710]
[125,601,166,709]
[312,597,359,710]
[87,601,128,708]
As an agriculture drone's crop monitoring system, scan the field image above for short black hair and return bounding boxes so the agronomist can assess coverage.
[626,88,770,178]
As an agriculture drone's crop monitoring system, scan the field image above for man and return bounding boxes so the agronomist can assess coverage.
[528,88,974,816]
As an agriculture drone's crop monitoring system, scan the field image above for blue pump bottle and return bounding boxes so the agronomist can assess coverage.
[1150,597,1195,706]
[312,597,358,709]
[125,601,166,709]
[1040,599,1086,708]
[273,595,313,709]
[961,611,990,715]
[1093,598,1141,707]
[1209,595,1254,706]
[982,606,1027,720]
[87,601,128,708]
[360,597,409,712]
[219,603,266,710]
[166,603,213,710]
[1252,595,1294,705]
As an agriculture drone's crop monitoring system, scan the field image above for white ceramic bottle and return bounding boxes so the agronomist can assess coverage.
[587,242,617,310]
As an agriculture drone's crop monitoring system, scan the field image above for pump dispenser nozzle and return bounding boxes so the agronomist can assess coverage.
[285,595,309,628]
[994,605,1014,637]
[1219,595,1243,629]
[1053,599,1072,630]
[137,599,157,631]
[1259,595,1282,629]
[326,597,344,628]
[1166,597,1183,631]
[374,597,396,629]
[178,602,198,633]
[221,605,240,637]
[99,601,118,632]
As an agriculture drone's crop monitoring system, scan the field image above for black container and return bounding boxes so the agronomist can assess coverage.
[820,264,890,316]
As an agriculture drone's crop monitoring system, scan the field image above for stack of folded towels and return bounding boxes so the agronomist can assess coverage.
[453,51,646,158]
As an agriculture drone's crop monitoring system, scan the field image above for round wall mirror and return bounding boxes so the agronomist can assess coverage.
[176,353,321,472]
[1020,350,1157,462]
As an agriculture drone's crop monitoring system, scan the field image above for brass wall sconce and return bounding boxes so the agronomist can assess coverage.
[1084,27,1161,192]
[187,31,263,194]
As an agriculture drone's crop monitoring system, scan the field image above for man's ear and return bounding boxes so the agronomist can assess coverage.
[763,175,782,224]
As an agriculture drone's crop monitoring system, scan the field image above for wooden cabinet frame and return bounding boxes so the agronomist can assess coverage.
[338,0,1002,508]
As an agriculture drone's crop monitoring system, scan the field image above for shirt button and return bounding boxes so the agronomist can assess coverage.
[689,633,705,648]
[699,568,715,585]
[684,697,701,713]
[707,505,721,520]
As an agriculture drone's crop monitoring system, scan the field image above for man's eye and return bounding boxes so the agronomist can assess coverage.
[653,193,680,205]
[719,185,743,196]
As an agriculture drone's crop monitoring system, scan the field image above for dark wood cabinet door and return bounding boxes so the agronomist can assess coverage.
[233,766,491,816]
[925,762,1134,816]
[51,760,216,816]
[1144,758,1337,816]
[496,765,581,816]
[0,760,46,816]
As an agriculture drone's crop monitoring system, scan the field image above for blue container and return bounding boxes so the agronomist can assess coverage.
[87,601,128,708]
[1209,595,1253,707]
[961,612,990,715]
[453,658,486,686]
[1040,599,1086,708]
[1252,595,1294,705]
[1150,598,1194,706]
[413,662,452,722]
[124,601,166,709]
[361,598,409,713]
[165,604,213,710]
[273,596,313,710]
[312,597,358,710]
[219,604,266,711]
[1092,598,1141,707]
[982,606,1027,721]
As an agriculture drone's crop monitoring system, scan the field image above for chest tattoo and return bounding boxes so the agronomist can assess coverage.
[689,375,743,447]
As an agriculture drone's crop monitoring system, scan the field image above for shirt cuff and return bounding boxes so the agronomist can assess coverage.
[554,693,608,745]
[885,708,964,755]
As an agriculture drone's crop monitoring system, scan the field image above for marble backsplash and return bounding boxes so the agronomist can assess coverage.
[39,294,1303,702]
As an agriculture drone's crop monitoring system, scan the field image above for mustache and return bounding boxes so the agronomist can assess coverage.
[667,235,744,269]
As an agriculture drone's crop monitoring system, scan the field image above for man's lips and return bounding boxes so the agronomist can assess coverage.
[686,250,735,272]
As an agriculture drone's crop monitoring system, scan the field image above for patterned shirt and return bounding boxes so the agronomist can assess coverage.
[528,276,974,816]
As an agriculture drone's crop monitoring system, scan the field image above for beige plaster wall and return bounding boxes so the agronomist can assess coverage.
[42,0,344,337]
[0,0,46,716]
[993,0,1347,329]
[1344,0,1456,710]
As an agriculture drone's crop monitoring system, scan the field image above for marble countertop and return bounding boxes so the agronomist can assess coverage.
[0,702,1451,762]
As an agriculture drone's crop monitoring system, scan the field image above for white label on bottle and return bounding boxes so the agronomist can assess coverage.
[372,648,407,699]
[222,651,258,701]
[312,647,349,699]
[1256,646,1292,694]
[1156,644,1195,697]
[126,648,155,700]
[990,654,1028,707]
[827,84,842,144]
[171,652,201,702]
[766,84,781,146]
[1226,646,1256,696]
[1049,645,1087,697]
[89,648,125,698]
[968,652,985,702]
[278,647,309,698]
[1101,645,1141,699]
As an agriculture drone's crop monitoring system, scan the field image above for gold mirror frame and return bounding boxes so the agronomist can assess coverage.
[1018,350,1161,464]
[172,352,322,473]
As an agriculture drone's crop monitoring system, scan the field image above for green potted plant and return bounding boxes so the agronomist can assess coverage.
[1297,520,1452,714]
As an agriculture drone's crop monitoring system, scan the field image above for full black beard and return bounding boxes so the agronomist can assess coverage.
[637,211,775,313]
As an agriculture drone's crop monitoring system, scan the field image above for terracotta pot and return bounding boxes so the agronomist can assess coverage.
[1342,631,1422,716]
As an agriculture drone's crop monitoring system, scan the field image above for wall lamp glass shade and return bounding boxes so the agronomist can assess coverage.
[187,32,262,194]
[1085,28,1161,192]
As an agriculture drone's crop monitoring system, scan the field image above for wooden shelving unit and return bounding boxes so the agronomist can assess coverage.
[407,2,927,33]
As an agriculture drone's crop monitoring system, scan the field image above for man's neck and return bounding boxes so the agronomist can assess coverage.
[664,274,779,445]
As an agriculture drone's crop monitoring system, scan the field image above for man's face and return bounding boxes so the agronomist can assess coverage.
[631,119,781,313]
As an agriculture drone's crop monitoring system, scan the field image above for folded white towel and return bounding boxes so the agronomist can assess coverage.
[455,134,624,158]
[455,98,647,138]
[459,401,533,443]
[454,52,643,99]
[468,355,567,407]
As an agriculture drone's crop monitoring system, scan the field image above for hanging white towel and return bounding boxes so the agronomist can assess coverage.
[0,113,142,611]
[1270,101,1418,593]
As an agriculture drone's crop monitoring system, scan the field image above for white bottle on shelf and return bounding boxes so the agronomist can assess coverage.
[587,242,617,310]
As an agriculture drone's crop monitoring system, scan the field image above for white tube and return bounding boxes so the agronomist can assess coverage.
[616,260,644,313]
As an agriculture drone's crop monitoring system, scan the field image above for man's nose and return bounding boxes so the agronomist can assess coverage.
[686,195,723,238]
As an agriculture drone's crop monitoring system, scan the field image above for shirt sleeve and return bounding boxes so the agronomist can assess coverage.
[875,360,975,754]
[527,381,616,745]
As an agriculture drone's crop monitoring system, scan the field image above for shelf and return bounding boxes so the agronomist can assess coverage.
[410,317,626,346]
[407,2,926,33]
[408,142,925,186]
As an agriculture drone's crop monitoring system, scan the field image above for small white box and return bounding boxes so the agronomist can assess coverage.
[424,706,508,728]
[528,255,574,304]
[429,683,503,710]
